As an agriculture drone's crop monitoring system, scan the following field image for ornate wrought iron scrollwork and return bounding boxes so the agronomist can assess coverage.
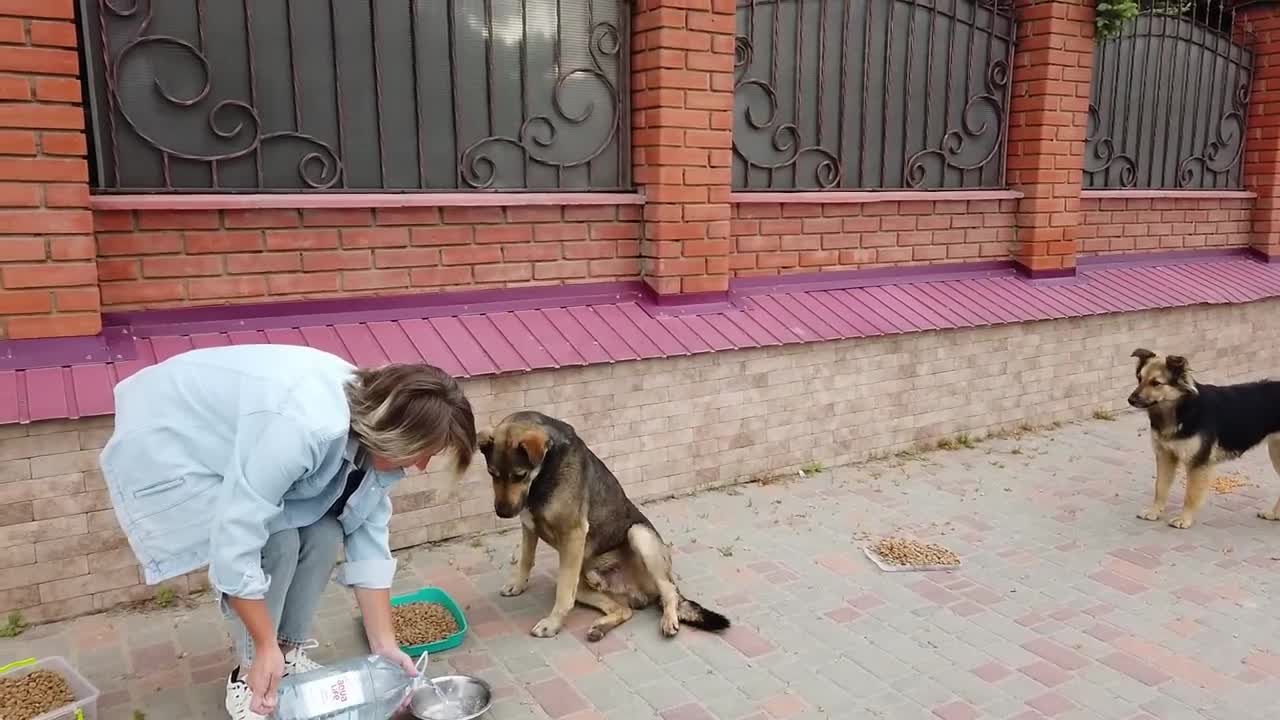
[1177,80,1249,188]
[1084,104,1138,187]
[732,35,843,190]
[459,21,623,190]
[100,0,343,189]
[904,60,1009,190]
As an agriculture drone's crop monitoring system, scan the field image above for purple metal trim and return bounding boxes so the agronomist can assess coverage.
[1015,264,1077,281]
[108,281,650,337]
[0,326,137,371]
[1079,247,1253,269]
[1247,247,1280,264]
[730,260,1016,296]
[641,285,738,316]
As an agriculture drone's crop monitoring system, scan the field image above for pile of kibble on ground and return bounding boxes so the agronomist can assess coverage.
[872,537,961,567]
[0,669,75,720]
[392,602,459,647]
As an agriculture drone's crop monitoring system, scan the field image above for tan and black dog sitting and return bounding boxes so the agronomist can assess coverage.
[1128,349,1280,529]
[477,411,730,641]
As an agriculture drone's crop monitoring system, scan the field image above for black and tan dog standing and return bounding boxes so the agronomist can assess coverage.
[477,411,730,641]
[1128,349,1280,528]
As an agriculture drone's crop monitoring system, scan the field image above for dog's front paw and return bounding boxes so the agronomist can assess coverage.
[530,616,563,638]
[500,579,528,597]
[660,612,680,638]
[1259,510,1280,521]
[1137,507,1163,521]
[1168,514,1195,529]
[586,625,608,642]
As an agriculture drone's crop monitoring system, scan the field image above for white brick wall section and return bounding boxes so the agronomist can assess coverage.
[1,299,1279,622]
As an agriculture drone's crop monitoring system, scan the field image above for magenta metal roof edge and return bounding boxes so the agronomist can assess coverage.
[106,281,653,338]
[730,260,1017,295]
[0,326,136,372]
[3,254,1280,425]
[1078,247,1254,270]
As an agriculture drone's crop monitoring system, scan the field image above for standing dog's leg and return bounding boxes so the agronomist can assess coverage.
[574,586,633,641]
[531,523,588,637]
[1139,444,1179,521]
[502,521,538,596]
[1259,436,1280,521]
[628,525,682,637]
[1170,464,1213,529]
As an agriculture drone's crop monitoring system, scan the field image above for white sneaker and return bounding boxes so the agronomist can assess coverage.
[225,668,268,720]
[283,639,322,676]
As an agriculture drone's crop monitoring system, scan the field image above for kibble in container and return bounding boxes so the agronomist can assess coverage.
[0,656,99,720]
[389,587,468,658]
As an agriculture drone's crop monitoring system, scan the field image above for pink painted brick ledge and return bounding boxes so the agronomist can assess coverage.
[1080,189,1257,200]
[730,190,1024,204]
[89,192,647,211]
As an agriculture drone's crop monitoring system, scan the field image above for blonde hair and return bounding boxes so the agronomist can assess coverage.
[344,363,476,472]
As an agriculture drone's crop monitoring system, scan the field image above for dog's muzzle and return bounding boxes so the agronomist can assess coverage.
[1127,393,1152,408]
[494,503,519,519]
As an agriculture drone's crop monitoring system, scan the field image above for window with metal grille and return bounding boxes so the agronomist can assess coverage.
[80,0,630,193]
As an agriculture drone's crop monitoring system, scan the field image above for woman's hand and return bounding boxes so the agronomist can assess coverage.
[372,643,419,676]
[246,644,286,716]
[371,643,420,711]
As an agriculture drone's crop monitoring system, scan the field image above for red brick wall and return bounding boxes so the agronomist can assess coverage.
[631,0,735,295]
[730,200,1018,275]
[1245,5,1280,260]
[1006,0,1095,274]
[93,205,641,309]
[1079,197,1252,255]
[0,0,99,339]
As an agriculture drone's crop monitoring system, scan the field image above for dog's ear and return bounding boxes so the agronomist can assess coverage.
[517,426,552,468]
[1131,348,1156,375]
[477,429,494,461]
[1165,355,1199,394]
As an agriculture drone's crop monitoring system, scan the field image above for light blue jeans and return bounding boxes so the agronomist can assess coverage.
[225,515,344,666]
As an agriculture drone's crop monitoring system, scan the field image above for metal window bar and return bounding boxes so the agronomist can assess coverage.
[732,0,1016,191]
[77,0,631,193]
[1084,0,1255,189]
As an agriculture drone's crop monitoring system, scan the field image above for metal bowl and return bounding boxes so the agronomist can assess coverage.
[409,675,493,720]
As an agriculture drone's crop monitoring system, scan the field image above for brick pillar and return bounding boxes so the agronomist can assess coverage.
[1245,4,1280,261]
[1007,0,1094,278]
[631,0,735,298]
[0,1,99,339]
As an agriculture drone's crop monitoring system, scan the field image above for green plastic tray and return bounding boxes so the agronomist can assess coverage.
[390,587,468,658]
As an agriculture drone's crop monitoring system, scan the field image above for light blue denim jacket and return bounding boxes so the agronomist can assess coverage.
[100,344,405,599]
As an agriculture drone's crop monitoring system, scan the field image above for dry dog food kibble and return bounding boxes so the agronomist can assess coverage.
[872,537,961,567]
[1213,474,1249,495]
[392,602,459,646]
[0,669,75,720]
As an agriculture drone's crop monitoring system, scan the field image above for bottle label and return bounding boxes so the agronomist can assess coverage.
[297,670,366,714]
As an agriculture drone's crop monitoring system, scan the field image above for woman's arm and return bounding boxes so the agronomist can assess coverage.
[343,493,418,676]
[337,492,398,588]
[226,596,277,648]
[355,587,398,651]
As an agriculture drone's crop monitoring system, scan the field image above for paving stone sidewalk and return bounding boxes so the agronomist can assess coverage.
[5,412,1280,720]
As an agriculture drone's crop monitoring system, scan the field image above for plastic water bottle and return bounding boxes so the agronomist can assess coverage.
[273,652,432,720]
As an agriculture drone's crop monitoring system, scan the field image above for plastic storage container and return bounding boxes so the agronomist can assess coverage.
[0,656,100,720]
[390,587,468,658]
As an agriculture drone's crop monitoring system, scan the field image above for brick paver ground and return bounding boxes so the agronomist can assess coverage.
[4,413,1280,719]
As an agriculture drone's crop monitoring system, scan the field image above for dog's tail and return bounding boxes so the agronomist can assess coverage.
[677,596,730,632]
